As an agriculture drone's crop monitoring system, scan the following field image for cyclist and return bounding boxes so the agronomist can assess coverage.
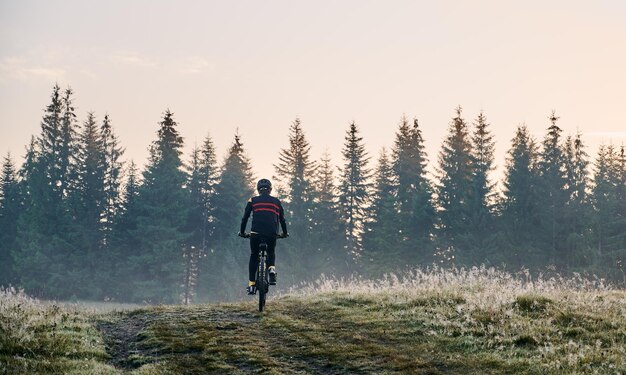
[239,178,288,295]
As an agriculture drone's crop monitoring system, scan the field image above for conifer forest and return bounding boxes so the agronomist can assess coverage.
[0,84,624,304]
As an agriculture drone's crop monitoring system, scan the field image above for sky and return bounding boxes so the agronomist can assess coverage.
[1,0,625,187]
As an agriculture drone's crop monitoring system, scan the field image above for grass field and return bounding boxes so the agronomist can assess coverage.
[1,267,625,374]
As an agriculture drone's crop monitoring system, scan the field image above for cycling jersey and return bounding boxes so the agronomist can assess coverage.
[240,193,288,237]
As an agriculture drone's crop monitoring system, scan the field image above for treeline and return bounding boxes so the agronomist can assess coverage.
[0,85,624,303]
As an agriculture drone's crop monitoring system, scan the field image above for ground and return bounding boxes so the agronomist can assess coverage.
[1,268,625,374]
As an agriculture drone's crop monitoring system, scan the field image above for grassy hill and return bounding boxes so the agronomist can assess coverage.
[1,267,625,374]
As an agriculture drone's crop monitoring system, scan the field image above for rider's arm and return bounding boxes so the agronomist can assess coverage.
[240,199,252,234]
[278,201,288,235]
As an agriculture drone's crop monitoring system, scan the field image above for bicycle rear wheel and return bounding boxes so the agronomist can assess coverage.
[258,256,266,312]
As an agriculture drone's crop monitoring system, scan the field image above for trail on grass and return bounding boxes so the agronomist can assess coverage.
[96,304,342,374]
[97,312,159,369]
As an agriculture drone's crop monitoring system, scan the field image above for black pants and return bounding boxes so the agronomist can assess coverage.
[249,236,276,282]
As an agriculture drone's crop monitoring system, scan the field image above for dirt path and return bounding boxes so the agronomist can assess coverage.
[96,306,269,372]
[97,312,160,369]
[96,303,362,374]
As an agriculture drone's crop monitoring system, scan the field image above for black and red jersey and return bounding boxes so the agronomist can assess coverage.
[240,193,288,237]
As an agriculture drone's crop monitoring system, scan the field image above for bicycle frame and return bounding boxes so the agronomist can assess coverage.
[240,231,285,312]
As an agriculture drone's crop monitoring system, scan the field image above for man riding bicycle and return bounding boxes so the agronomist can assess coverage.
[239,179,288,295]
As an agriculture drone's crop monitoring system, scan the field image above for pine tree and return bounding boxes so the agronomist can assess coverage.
[339,121,371,268]
[59,87,80,200]
[185,134,220,303]
[563,133,589,205]
[536,111,569,266]
[500,125,541,267]
[183,147,203,305]
[591,145,612,255]
[39,84,65,202]
[615,146,626,252]
[100,114,125,244]
[191,134,220,301]
[591,144,626,280]
[461,111,497,263]
[393,116,414,217]
[392,117,435,253]
[199,133,219,240]
[109,161,141,300]
[130,110,190,303]
[562,133,592,268]
[436,106,474,254]
[0,153,21,286]
[73,112,107,298]
[310,152,344,275]
[15,137,47,293]
[15,85,79,298]
[363,148,398,274]
[469,111,496,226]
[274,118,316,279]
[210,133,254,299]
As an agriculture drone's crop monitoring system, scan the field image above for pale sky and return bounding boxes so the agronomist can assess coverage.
[1,0,625,186]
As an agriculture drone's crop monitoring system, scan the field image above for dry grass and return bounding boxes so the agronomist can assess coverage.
[0,287,117,374]
[2,266,625,374]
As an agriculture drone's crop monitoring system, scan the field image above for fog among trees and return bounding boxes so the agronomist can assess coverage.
[0,85,624,304]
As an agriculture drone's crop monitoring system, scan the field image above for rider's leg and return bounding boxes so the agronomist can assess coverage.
[248,236,260,285]
[266,236,277,267]
[267,237,277,284]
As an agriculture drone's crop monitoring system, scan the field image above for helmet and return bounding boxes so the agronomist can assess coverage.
[257,178,272,192]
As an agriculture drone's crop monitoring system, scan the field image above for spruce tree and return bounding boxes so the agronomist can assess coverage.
[563,134,589,205]
[15,85,78,298]
[109,161,141,300]
[15,138,46,292]
[39,84,65,202]
[185,134,220,303]
[591,144,626,280]
[191,134,220,301]
[73,112,107,298]
[591,145,611,255]
[130,110,190,303]
[199,133,219,240]
[274,118,316,279]
[310,152,344,275]
[562,133,592,268]
[500,125,541,267]
[210,133,254,299]
[183,147,203,304]
[392,117,434,253]
[393,116,414,217]
[436,106,474,255]
[363,148,398,274]
[338,121,371,268]
[100,114,125,244]
[0,153,21,286]
[536,111,569,266]
[463,111,497,263]
[616,146,626,251]
[469,111,496,226]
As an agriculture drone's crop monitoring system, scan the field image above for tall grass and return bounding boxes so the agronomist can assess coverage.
[0,287,116,374]
[285,266,625,373]
[1,267,624,374]
[290,265,614,295]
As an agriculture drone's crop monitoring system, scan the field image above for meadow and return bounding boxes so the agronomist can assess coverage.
[1,267,624,374]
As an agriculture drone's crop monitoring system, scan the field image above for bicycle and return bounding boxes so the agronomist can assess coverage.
[240,231,286,312]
